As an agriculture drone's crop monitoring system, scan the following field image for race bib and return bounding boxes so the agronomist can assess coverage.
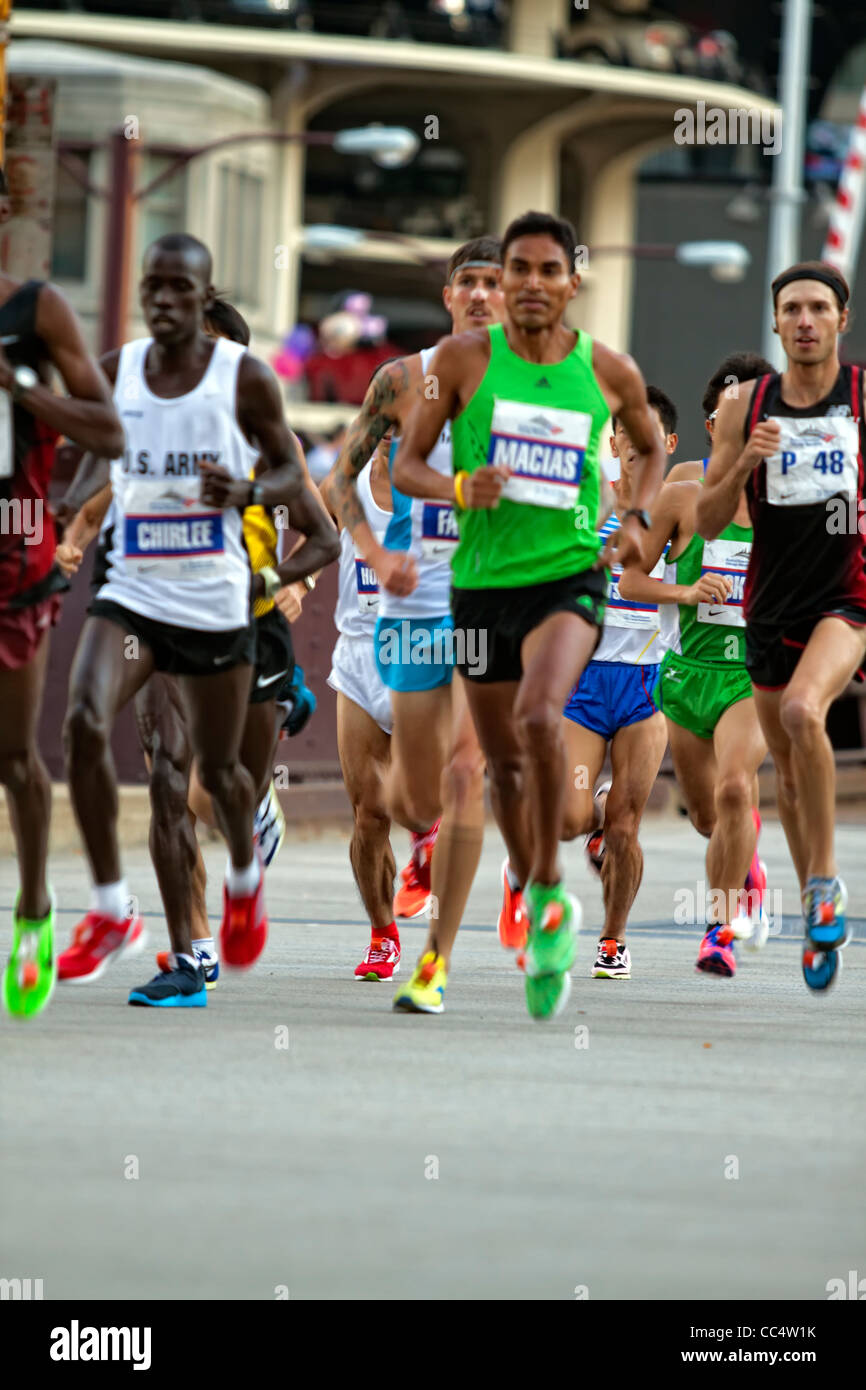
[355,556,380,613]
[420,501,458,560]
[121,478,226,580]
[765,415,859,506]
[0,392,12,478]
[487,399,590,510]
[605,556,664,631]
[696,537,751,628]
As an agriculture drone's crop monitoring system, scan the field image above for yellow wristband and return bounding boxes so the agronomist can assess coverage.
[454,470,468,509]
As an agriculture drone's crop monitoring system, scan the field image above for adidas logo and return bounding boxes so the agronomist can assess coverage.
[535,377,552,388]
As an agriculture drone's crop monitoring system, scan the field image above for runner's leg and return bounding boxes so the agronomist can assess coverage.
[386,686,452,833]
[337,691,395,932]
[178,665,256,870]
[751,689,808,889]
[706,698,767,926]
[665,719,718,839]
[602,713,668,941]
[560,717,607,841]
[0,634,52,920]
[462,680,530,885]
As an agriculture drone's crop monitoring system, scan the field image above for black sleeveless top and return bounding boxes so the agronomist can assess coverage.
[743,366,866,629]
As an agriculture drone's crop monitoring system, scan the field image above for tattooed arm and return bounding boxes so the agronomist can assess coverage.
[325,355,418,597]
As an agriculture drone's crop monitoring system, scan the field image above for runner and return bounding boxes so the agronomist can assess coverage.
[696,261,866,992]
[318,431,401,979]
[395,210,664,1019]
[53,234,338,1005]
[55,295,331,1000]
[666,352,776,484]
[327,237,518,1016]
[0,265,124,1020]
[619,354,776,977]
[559,386,677,979]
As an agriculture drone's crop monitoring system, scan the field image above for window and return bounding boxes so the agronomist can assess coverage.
[51,150,91,281]
[140,153,187,250]
[215,166,264,308]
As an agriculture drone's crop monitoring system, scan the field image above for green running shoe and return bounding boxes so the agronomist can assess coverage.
[2,894,56,1021]
[522,883,581,1020]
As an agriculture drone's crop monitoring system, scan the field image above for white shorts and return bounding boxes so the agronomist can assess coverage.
[328,633,393,735]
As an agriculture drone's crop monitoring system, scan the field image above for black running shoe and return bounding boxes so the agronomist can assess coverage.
[128,956,207,1008]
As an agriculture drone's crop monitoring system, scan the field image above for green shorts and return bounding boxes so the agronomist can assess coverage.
[658,650,753,740]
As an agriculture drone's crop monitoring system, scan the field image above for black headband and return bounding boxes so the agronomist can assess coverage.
[772,266,848,307]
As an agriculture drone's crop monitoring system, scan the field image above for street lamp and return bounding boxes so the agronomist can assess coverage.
[59,124,420,355]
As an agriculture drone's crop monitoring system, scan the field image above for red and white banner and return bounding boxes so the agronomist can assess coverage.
[822,86,866,280]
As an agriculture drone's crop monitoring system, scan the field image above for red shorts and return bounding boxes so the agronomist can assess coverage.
[0,594,61,671]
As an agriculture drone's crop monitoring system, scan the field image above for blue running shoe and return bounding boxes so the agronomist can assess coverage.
[278,663,316,738]
[802,945,842,994]
[157,947,219,989]
[129,956,207,1008]
[803,876,849,950]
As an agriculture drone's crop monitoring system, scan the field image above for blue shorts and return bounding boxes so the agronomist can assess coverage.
[563,661,660,741]
[374,614,455,693]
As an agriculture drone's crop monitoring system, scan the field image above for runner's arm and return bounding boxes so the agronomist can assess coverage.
[618,484,687,604]
[696,387,778,539]
[327,358,409,534]
[55,483,113,575]
[594,348,666,570]
[0,284,125,457]
[391,339,461,503]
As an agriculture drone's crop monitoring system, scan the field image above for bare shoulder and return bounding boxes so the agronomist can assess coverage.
[591,340,644,407]
[658,478,699,518]
[665,459,705,484]
[715,379,757,431]
[98,348,122,386]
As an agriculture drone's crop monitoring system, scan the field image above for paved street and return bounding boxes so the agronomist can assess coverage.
[2,814,864,1301]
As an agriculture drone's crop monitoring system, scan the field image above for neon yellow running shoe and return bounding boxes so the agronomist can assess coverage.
[523,883,580,1021]
[2,894,56,1020]
[392,950,447,1014]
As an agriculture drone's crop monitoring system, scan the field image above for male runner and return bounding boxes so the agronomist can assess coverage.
[56,295,334,1003]
[327,237,518,1016]
[320,433,401,979]
[696,261,866,992]
[559,387,677,979]
[620,355,776,977]
[666,352,776,484]
[0,263,124,1019]
[54,234,337,1004]
[395,210,664,1019]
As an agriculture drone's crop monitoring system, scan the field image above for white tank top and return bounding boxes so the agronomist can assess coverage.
[334,459,392,639]
[594,510,668,665]
[100,336,253,631]
[379,344,455,619]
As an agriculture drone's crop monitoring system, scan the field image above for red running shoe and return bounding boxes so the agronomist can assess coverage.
[220,873,267,969]
[497,858,528,950]
[393,853,433,919]
[58,912,145,982]
[354,935,401,981]
[695,924,736,978]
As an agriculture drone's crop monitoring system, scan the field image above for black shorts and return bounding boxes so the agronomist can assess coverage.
[746,606,866,689]
[89,599,256,677]
[451,570,607,684]
[249,606,295,704]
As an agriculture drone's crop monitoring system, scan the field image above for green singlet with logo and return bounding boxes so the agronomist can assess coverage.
[451,323,610,588]
[658,514,754,740]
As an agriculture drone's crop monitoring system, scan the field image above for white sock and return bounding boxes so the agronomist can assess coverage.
[91,880,130,921]
[177,952,197,969]
[192,936,216,960]
[226,857,261,897]
[505,861,521,893]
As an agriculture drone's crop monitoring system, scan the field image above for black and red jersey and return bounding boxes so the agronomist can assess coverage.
[0,280,60,607]
[743,364,866,629]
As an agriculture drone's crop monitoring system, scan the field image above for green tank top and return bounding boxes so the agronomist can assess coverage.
[672,518,752,664]
[450,323,609,589]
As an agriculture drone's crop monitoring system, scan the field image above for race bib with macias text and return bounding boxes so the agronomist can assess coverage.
[487,399,590,510]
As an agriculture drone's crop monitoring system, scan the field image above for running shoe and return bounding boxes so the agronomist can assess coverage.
[584,829,605,878]
[695,924,736,978]
[392,950,446,1014]
[57,911,145,982]
[354,935,401,982]
[129,955,207,1008]
[497,858,528,950]
[2,895,56,1020]
[220,871,267,968]
[802,875,849,951]
[802,945,842,994]
[592,938,631,979]
[156,946,219,990]
[253,780,286,870]
[523,884,581,1021]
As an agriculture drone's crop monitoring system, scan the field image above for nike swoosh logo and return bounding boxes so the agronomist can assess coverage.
[213,654,233,666]
[256,669,289,690]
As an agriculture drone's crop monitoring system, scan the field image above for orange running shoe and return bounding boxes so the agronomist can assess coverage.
[497,858,528,949]
[393,820,439,919]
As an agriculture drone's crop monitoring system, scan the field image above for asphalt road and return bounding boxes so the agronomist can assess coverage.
[2,815,864,1301]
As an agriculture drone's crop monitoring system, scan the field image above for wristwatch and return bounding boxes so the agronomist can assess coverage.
[302,574,316,592]
[11,364,38,402]
[259,566,282,600]
[247,480,265,508]
[623,508,651,530]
